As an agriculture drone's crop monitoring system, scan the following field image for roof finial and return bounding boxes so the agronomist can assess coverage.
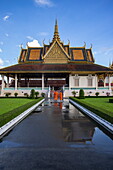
[52,19,61,42]
[90,43,93,49]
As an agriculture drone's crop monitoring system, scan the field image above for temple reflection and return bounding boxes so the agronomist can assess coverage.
[62,104,96,143]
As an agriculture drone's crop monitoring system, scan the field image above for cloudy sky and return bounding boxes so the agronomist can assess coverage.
[0,0,113,69]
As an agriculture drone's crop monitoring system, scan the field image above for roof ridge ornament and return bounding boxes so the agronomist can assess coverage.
[84,42,86,48]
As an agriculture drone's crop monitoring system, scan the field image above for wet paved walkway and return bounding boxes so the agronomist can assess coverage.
[0,100,113,170]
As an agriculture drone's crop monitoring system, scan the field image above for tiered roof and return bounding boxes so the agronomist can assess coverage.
[0,20,113,75]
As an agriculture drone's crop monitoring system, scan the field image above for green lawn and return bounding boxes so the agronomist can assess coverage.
[70,97,113,123]
[0,98,43,127]
[0,98,38,115]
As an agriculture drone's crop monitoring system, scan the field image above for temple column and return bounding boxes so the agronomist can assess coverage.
[7,75,9,88]
[42,73,44,90]
[1,74,4,90]
[69,74,71,90]
[108,74,111,90]
[95,74,98,90]
[27,78,29,87]
[104,77,106,87]
[15,74,17,90]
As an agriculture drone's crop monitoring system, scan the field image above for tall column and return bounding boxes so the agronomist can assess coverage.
[95,74,98,90]
[42,73,44,90]
[69,74,71,90]
[104,78,106,87]
[108,74,111,90]
[7,75,9,88]
[1,74,4,90]
[15,74,17,90]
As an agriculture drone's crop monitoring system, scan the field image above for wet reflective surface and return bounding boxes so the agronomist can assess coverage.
[0,100,113,169]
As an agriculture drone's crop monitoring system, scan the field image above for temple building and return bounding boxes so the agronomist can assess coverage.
[0,20,113,97]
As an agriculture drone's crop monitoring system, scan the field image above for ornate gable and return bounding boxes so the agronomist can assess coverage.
[43,41,70,63]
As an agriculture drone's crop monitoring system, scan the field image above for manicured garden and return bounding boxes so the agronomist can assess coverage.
[0,97,43,127]
[70,97,113,124]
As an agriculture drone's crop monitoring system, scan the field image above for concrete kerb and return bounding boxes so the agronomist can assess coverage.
[0,98,45,139]
[69,99,113,135]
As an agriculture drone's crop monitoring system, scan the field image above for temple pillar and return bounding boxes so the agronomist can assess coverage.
[1,74,4,90]
[27,78,29,87]
[42,73,44,90]
[69,74,71,90]
[95,74,98,90]
[108,74,111,90]
[7,75,9,88]
[104,78,106,87]
[15,74,17,90]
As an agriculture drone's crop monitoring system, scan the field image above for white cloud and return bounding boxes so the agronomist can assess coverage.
[0,58,4,65]
[26,36,34,40]
[3,15,10,21]
[27,39,41,47]
[34,0,53,7]
[5,33,9,37]
[0,48,3,53]
[93,47,113,56]
[5,60,10,63]
[38,32,49,36]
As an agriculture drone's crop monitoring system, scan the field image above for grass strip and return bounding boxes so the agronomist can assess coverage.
[69,97,113,124]
[0,97,43,127]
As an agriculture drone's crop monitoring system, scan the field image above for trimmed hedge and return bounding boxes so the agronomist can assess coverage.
[70,97,113,124]
[0,97,43,127]
[109,99,113,103]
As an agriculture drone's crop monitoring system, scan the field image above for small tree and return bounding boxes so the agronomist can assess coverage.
[106,92,110,96]
[79,89,85,99]
[41,92,45,97]
[95,92,99,97]
[14,92,18,98]
[72,91,77,97]
[4,92,11,98]
[30,89,35,99]
[35,91,39,98]
[24,93,29,98]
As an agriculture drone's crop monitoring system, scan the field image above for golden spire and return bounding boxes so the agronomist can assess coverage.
[52,19,61,42]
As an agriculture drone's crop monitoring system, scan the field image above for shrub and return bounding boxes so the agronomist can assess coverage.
[95,92,99,96]
[41,92,45,97]
[79,89,85,99]
[72,91,77,97]
[4,92,11,98]
[35,91,39,98]
[24,93,29,98]
[14,92,18,98]
[30,89,35,99]
[109,99,113,103]
[106,92,110,96]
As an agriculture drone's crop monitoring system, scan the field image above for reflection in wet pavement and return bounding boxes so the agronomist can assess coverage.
[62,103,95,144]
[0,99,113,150]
